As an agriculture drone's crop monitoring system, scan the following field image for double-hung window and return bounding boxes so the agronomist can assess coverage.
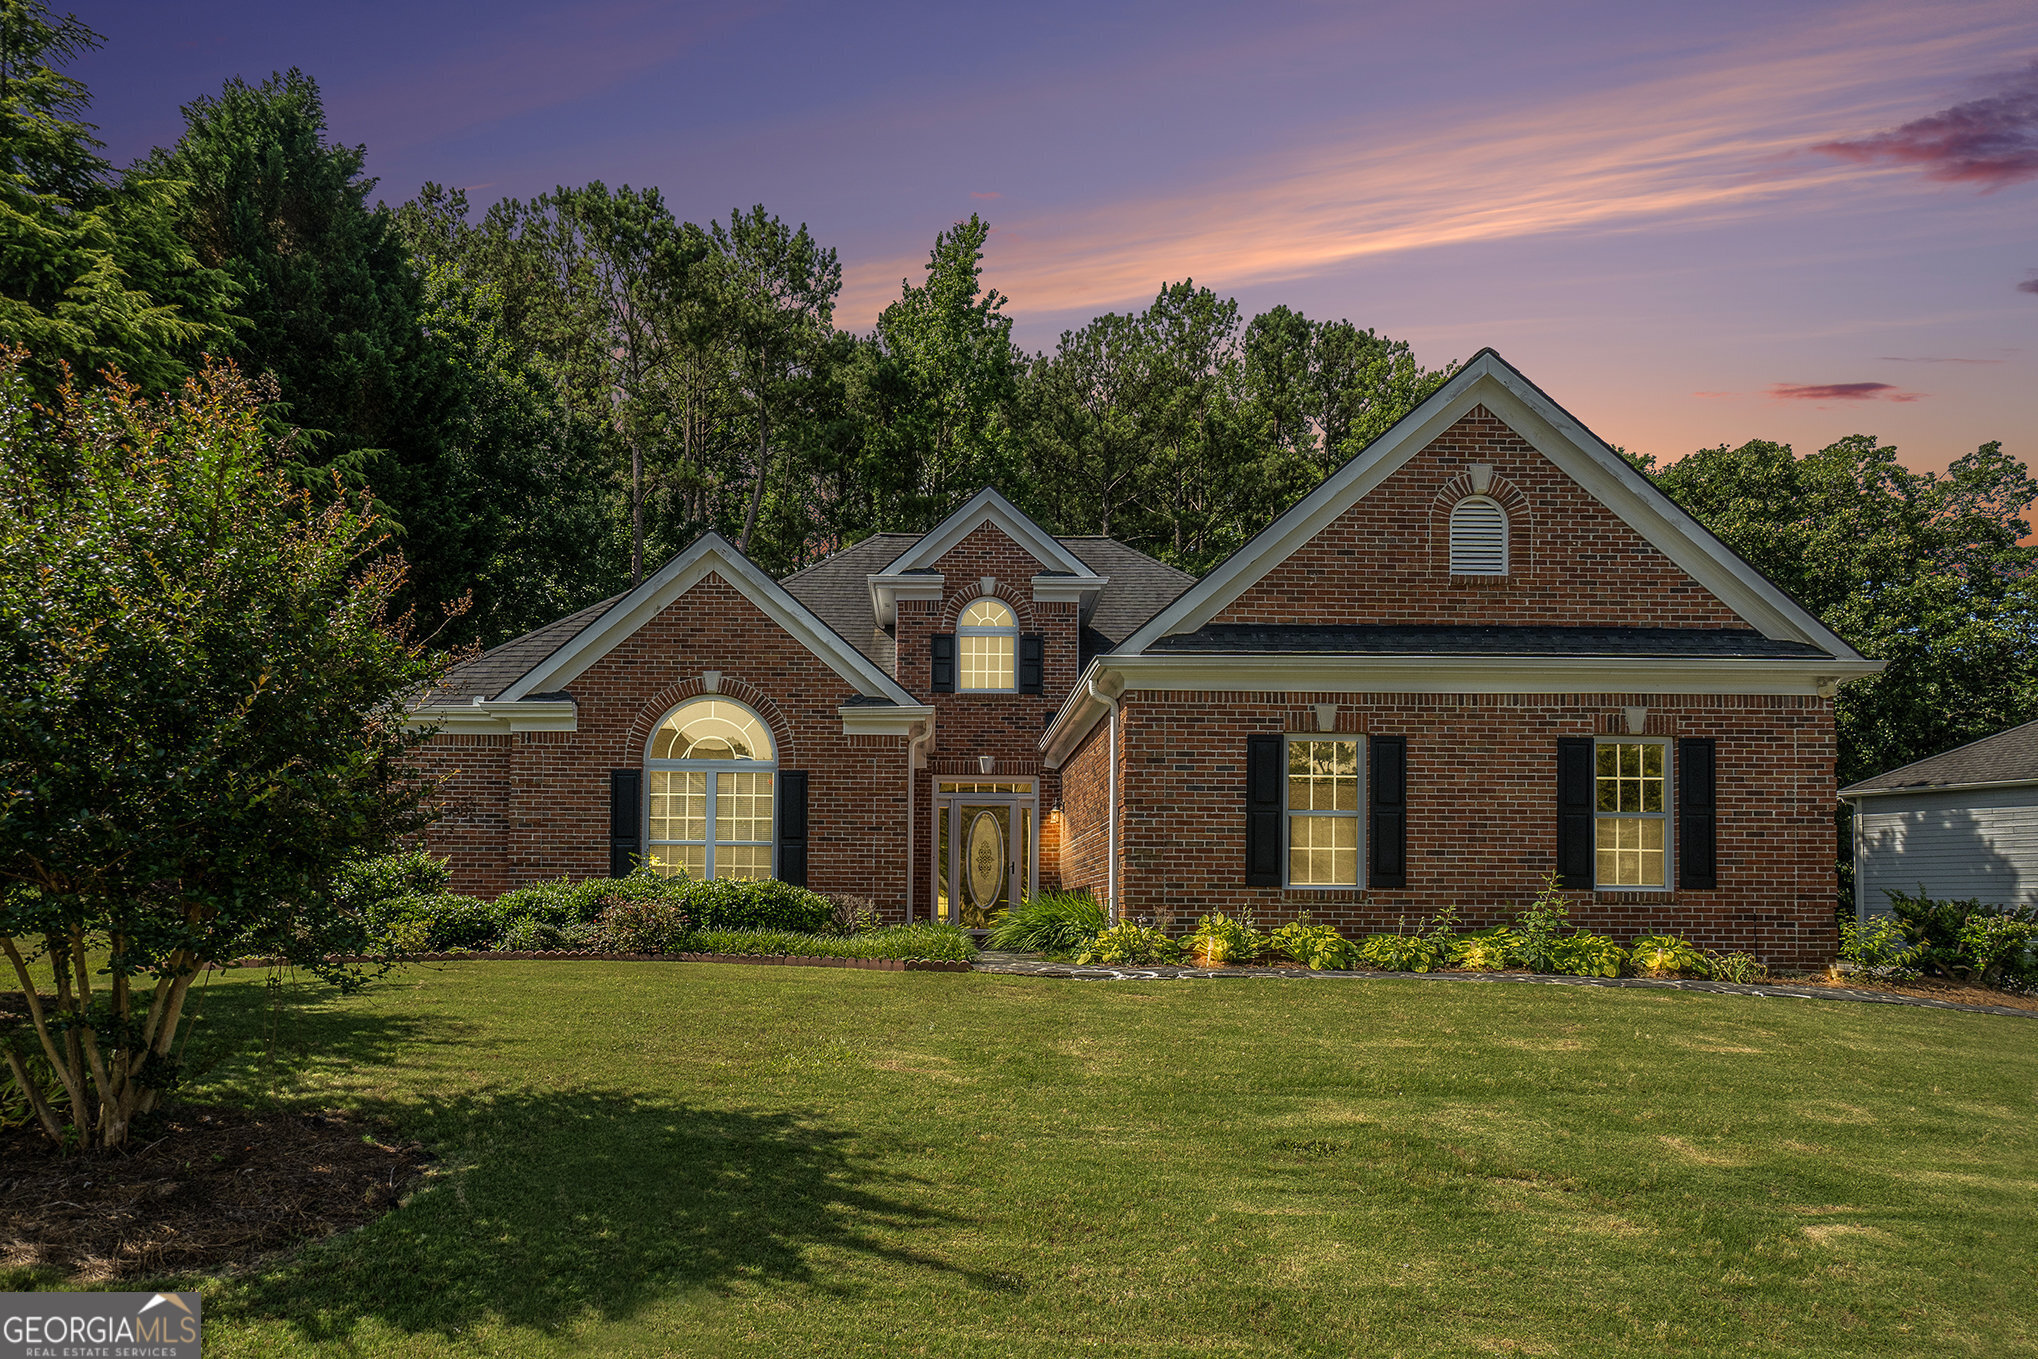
[1286,737,1362,887]
[957,598,1018,691]
[1594,740,1668,888]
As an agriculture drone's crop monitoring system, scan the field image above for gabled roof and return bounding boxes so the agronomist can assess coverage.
[1114,349,1868,663]
[1840,719,2038,798]
[781,532,918,671]
[431,532,922,711]
[877,487,1100,578]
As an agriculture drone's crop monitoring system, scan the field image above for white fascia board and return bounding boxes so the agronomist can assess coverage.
[405,699,578,734]
[837,703,937,738]
[1040,652,1884,766]
[1841,777,2038,801]
[1116,351,1865,663]
[503,532,919,706]
[1038,658,1121,766]
[1031,572,1110,617]
[867,571,945,628]
[882,488,1095,578]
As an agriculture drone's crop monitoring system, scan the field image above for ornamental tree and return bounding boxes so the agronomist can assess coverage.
[0,350,450,1150]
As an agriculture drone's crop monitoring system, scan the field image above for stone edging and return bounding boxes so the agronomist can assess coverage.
[970,955,2038,1019]
[221,951,972,973]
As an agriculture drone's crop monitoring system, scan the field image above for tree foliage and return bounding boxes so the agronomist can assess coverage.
[0,352,449,1149]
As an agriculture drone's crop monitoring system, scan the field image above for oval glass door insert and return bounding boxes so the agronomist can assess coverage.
[965,809,1006,909]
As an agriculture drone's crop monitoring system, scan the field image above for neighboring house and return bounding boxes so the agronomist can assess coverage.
[409,350,1881,966]
[1840,719,2038,918]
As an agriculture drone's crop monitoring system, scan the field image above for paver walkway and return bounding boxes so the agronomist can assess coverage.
[972,951,2037,1019]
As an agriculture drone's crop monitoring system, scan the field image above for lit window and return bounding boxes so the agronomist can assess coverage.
[1595,741,1667,888]
[1287,737,1361,887]
[645,699,775,880]
[958,597,1017,692]
[1449,496,1508,575]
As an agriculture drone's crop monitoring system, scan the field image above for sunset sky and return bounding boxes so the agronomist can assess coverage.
[83,0,2037,473]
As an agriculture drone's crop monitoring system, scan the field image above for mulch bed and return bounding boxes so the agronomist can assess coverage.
[1792,972,2038,1014]
[0,1107,431,1283]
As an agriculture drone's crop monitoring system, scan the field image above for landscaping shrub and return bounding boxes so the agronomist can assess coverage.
[1183,912,1266,966]
[686,923,976,962]
[1706,950,1768,984]
[496,916,571,952]
[1075,920,1183,965]
[1885,888,2037,988]
[687,877,833,934]
[987,890,1107,954]
[1450,929,1518,971]
[333,848,452,912]
[1839,915,1924,981]
[1270,921,1356,970]
[1629,934,1708,978]
[582,896,696,954]
[825,894,883,936]
[1510,875,1574,973]
[1356,930,1448,972]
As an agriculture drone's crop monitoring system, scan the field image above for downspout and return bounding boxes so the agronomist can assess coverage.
[906,720,932,922]
[1089,676,1120,922]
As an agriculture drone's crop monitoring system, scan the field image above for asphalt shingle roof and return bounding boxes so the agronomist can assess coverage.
[1145,624,1827,657]
[1839,718,2038,796]
[433,593,623,702]
[779,533,917,671]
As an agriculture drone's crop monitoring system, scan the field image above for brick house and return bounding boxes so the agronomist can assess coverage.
[410,350,1879,965]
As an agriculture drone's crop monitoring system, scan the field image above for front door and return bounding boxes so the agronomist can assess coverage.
[933,781,1037,927]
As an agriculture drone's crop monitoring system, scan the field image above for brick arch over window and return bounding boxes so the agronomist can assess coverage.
[937,579,1035,631]
[1428,471,1533,580]
[619,674,798,770]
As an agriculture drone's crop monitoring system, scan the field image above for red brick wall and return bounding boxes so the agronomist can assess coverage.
[1108,690,1838,967]
[1057,713,1115,904]
[1214,405,1746,629]
[422,571,911,910]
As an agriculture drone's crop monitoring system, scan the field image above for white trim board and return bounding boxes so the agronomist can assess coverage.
[404,698,579,735]
[503,531,921,708]
[1039,653,1880,766]
[1115,350,1867,662]
[878,487,1099,578]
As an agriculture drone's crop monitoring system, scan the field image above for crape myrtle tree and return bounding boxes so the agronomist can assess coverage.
[0,351,450,1151]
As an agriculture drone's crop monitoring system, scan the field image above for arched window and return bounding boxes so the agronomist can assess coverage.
[1448,496,1509,575]
[645,698,776,880]
[957,597,1018,692]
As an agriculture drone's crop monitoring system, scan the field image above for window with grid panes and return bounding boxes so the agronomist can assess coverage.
[644,698,776,880]
[957,598,1017,691]
[1594,740,1668,888]
[1286,737,1361,887]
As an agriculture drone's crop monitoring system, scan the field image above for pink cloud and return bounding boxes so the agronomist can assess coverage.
[1813,60,2038,189]
[2019,273,2038,294]
[1767,382,1924,402]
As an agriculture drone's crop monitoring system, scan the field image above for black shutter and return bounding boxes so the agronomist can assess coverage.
[1369,735,1407,889]
[1245,734,1283,887]
[930,633,956,692]
[777,770,809,887]
[608,769,642,878]
[1678,738,1717,890]
[1556,738,1594,889]
[1018,633,1045,694]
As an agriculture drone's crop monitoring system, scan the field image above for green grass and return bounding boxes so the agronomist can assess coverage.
[30,964,2038,1357]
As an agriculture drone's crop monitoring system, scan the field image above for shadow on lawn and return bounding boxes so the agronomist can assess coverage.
[187,979,998,1342]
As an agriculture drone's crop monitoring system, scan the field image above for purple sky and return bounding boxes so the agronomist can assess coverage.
[81,0,2038,474]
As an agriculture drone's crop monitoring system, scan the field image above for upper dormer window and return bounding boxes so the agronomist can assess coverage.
[1448,496,1509,575]
[958,598,1018,691]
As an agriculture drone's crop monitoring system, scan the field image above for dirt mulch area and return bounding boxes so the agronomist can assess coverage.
[1790,971,2038,1014]
[0,1106,431,1283]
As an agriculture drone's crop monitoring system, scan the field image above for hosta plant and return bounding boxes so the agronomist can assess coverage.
[1549,931,1628,978]
[1270,922,1356,970]
[1450,929,1519,971]
[1074,920,1183,965]
[1629,934,1708,978]
[1183,912,1266,966]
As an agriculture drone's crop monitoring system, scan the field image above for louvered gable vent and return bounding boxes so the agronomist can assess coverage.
[1448,496,1508,575]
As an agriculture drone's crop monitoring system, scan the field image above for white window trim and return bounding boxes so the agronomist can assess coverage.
[1592,736,1673,892]
[957,597,1019,693]
[1282,733,1366,890]
[644,698,778,881]
[1448,495,1510,576]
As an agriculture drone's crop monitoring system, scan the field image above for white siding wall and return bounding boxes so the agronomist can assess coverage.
[1854,784,2038,917]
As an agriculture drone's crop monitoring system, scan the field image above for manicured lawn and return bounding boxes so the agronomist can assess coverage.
[80,965,2038,1355]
